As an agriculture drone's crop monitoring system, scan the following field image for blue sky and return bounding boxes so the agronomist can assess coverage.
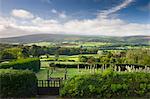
[0,0,150,37]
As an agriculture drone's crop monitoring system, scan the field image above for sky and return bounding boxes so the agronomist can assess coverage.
[0,0,150,38]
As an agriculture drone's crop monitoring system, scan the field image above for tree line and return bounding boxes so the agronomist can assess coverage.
[0,44,98,60]
[79,49,150,66]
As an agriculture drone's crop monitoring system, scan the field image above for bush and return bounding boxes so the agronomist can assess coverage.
[49,63,78,68]
[0,58,40,72]
[0,50,17,60]
[49,63,105,68]
[60,69,150,98]
[0,69,37,98]
[51,62,149,70]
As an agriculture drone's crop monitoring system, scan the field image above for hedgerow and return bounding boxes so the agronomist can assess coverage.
[50,62,149,69]
[0,58,40,72]
[0,69,37,98]
[60,69,150,98]
[49,63,105,68]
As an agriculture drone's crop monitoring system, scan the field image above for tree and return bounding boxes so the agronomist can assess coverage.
[29,45,42,57]
[5,47,23,59]
[126,49,150,65]
[87,56,96,73]
[54,52,59,61]
[79,56,88,62]
[0,51,16,60]
[22,47,30,57]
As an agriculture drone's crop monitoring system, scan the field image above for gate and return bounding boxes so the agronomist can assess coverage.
[37,78,63,95]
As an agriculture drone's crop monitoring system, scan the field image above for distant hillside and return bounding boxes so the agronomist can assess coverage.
[0,34,83,43]
[0,34,150,44]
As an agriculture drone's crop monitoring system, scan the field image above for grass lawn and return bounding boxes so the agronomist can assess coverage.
[40,61,82,68]
[79,42,111,47]
[24,42,55,47]
[36,67,101,80]
[40,54,99,63]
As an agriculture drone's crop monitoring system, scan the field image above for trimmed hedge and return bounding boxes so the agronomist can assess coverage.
[0,69,37,98]
[51,63,89,68]
[50,63,150,70]
[0,58,40,72]
[49,63,105,68]
[60,69,150,98]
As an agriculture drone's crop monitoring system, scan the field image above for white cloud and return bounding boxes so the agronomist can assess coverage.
[51,9,67,19]
[0,15,149,38]
[11,9,34,19]
[51,9,57,14]
[59,12,67,18]
[32,17,58,25]
[0,0,150,38]
[98,0,134,18]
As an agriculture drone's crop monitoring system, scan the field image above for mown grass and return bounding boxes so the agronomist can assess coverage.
[24,42,55,47]
[40,54,99,62]
[79,42,111,47]
[36,67,101,80]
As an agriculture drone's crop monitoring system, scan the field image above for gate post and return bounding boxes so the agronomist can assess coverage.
[48,80,49,87]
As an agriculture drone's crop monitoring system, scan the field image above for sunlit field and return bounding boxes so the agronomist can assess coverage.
[0,0,150,98]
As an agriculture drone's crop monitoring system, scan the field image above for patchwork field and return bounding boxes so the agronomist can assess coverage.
[40,54,100,63]
[25,42,111,47]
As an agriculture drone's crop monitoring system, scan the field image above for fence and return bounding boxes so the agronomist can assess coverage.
[37,78,63,95]
[38,79,62,87]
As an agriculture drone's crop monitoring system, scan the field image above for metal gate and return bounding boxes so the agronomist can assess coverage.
[37,78,63,95]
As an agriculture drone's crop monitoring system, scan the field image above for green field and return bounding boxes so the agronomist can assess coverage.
[24,42,55,47]
[40,54,100,62]
[40,61,82,68]
[79,42,111,47]
[37,60,101,80]
[40,54,101,68]
[36,67,101,80]
[25,41,111,47]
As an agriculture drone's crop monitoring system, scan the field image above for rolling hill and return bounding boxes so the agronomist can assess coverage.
[0,34,150,44]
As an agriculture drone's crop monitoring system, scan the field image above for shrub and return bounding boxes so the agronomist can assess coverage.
[0,69,37,98]
[0,50,17,60]
[52,63,87,68]
[51,62,149,70]
[49,63,105,68]
[60,69,150,98]
[0,58,40,72]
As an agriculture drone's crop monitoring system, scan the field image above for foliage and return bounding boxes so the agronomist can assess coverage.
[126,49,150,65]
[98,49,150,66]
[49,62,87,68]
[29,45,44,57]
[0,69,37,98]
[0,47,30,61]
[79,56,88,62]
[60,69,150,98]
[0,50,17,60]
[49,62,105,68]
[0,58,40,72]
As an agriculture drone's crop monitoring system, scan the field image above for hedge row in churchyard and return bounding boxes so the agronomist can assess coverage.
[50,62,149,69]
[49,62,107,68]
[0,69,37,98]
[0,58,40,72]
[60,69,150,98]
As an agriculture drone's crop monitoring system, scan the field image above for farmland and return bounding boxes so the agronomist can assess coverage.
[1,0,150,98]
[36,67,102,80]
[24,41,111,48]
[0,35,150,98]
